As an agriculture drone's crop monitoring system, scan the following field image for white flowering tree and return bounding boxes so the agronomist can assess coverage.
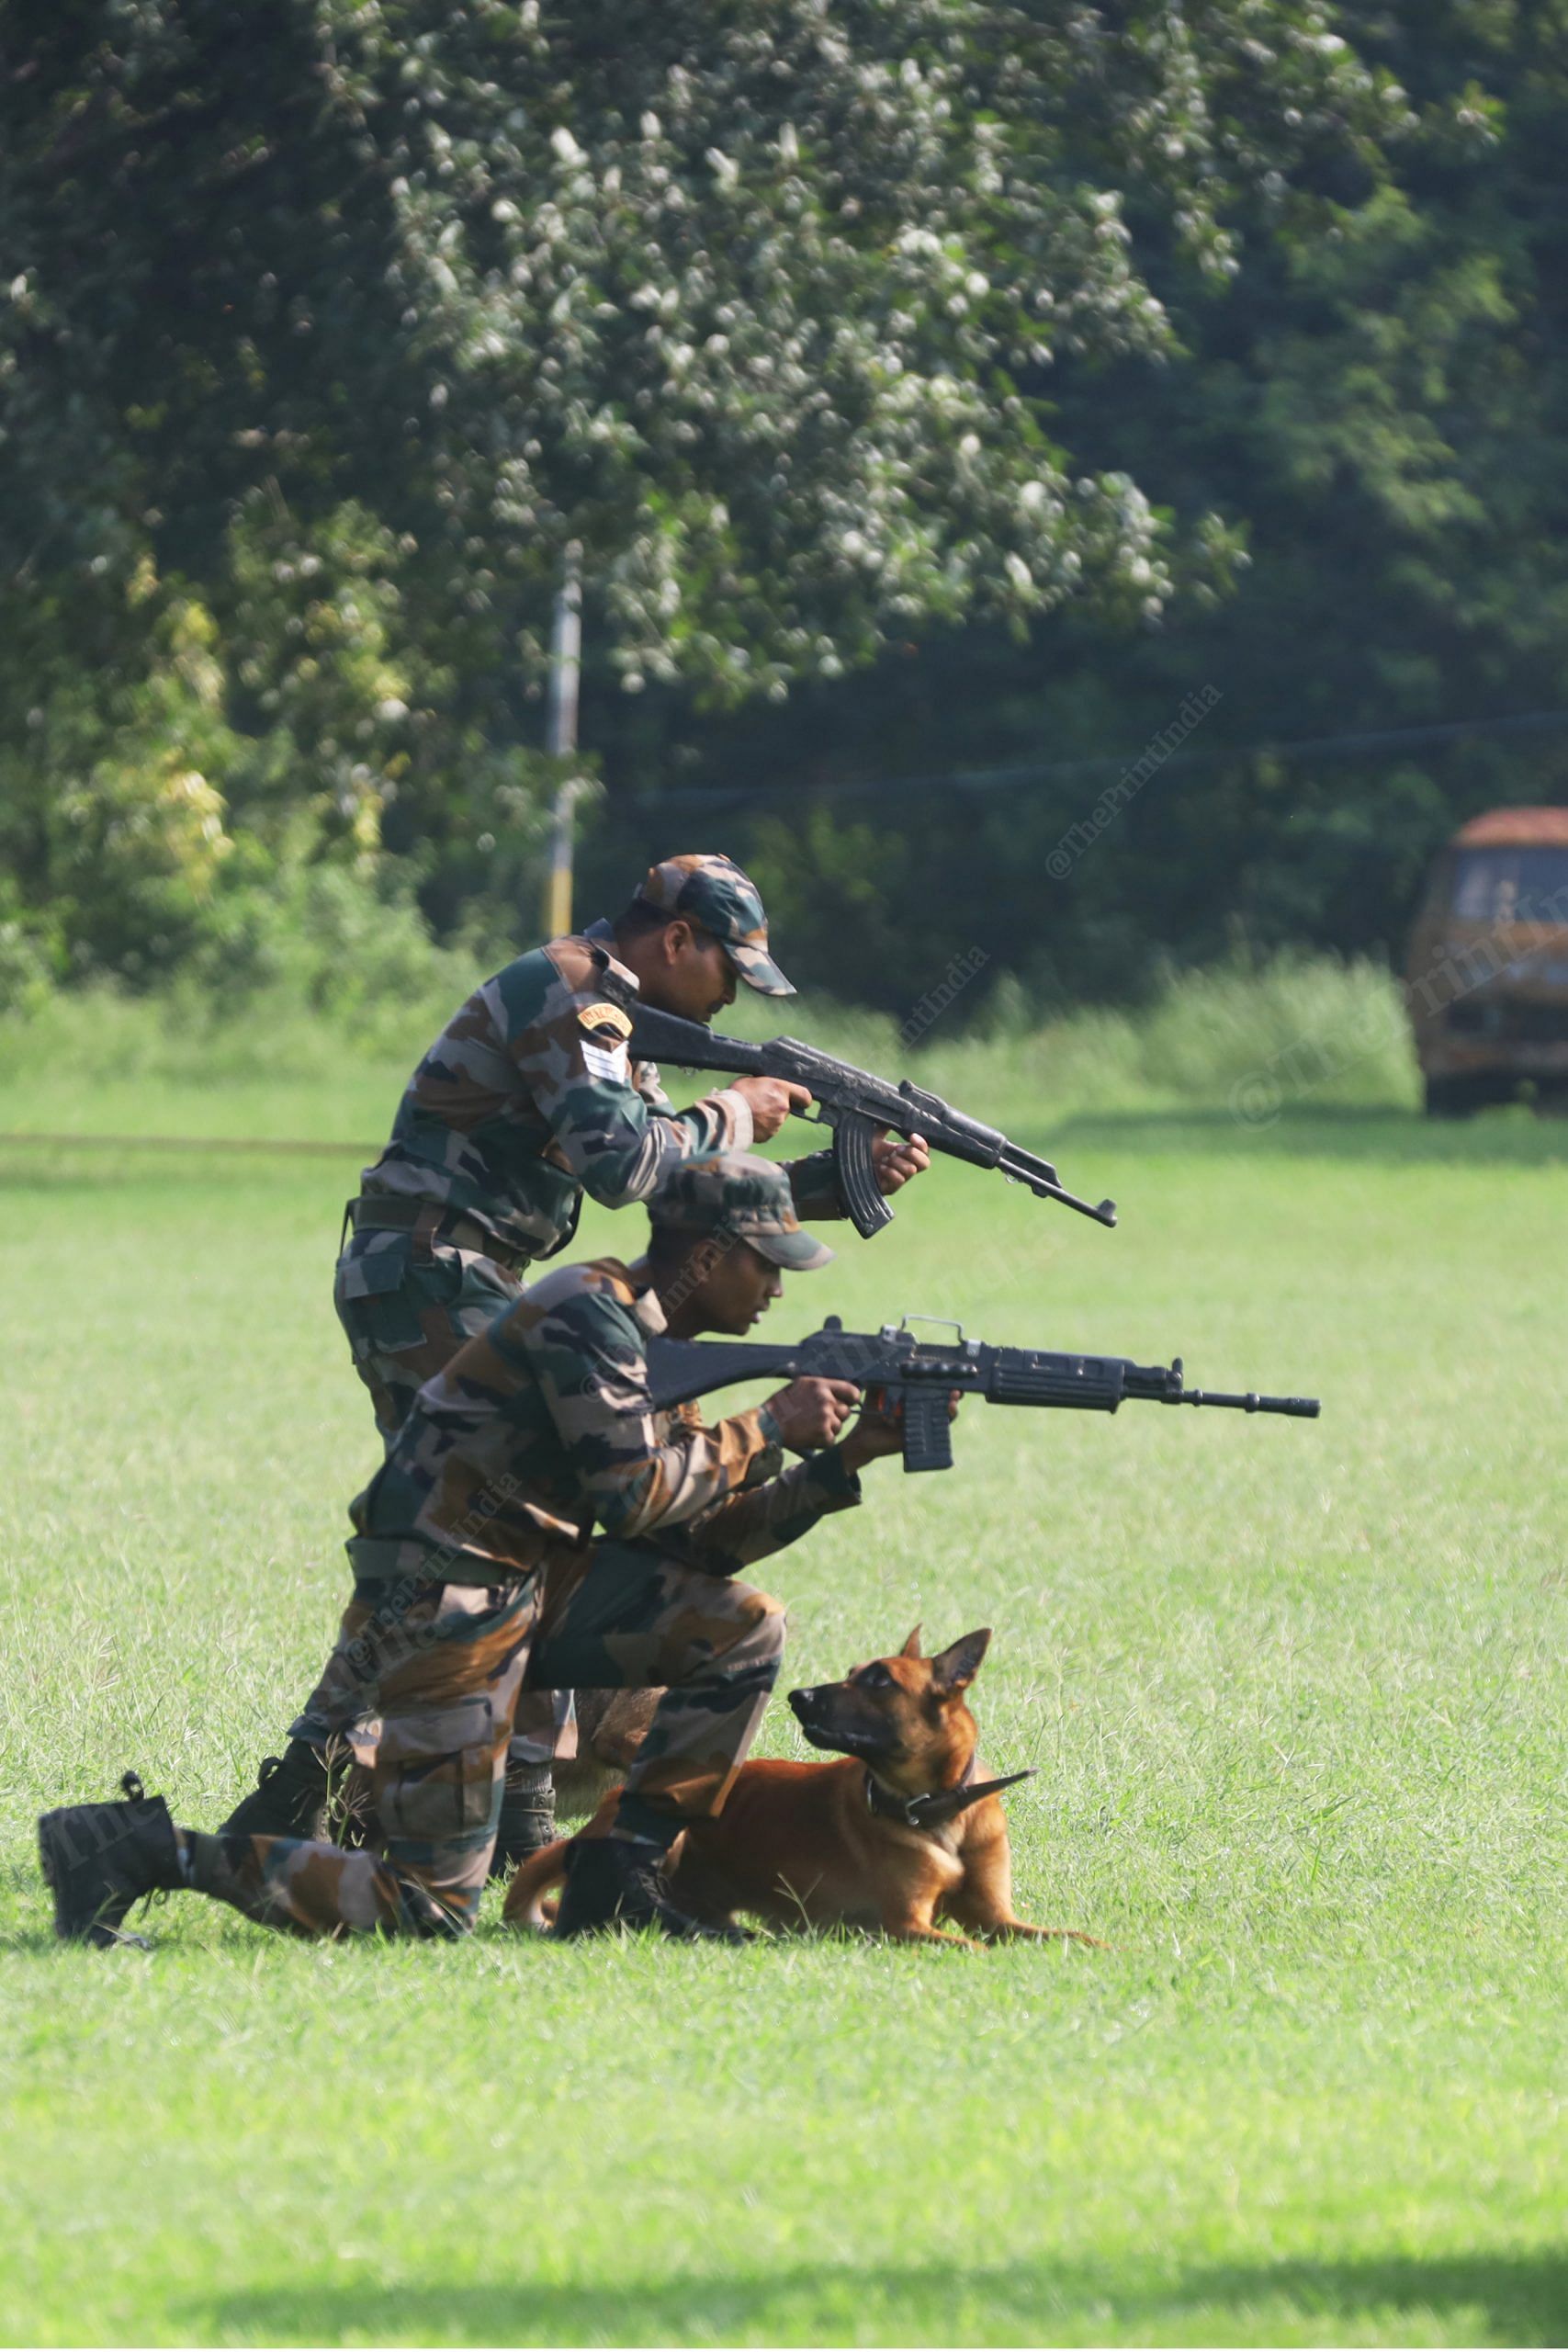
[344,0,1399,696]
[4,1,1394,707]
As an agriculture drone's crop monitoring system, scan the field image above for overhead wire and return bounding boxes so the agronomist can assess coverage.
[637,706,1568,816]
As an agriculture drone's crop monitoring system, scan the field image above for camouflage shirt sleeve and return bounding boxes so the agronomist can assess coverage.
[665,1447,863,1576]
[525,1272,780,1541]
[506,942,754,1210]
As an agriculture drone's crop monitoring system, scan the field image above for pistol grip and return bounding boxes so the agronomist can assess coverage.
[901,1387,954,1473]
[831,1114,894,1238]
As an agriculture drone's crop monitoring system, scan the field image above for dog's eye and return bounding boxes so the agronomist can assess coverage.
[859,1664,893,1690]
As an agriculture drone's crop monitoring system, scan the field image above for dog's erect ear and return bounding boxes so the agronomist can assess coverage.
[901,1624,923,1658]
[930,1628,991,1693]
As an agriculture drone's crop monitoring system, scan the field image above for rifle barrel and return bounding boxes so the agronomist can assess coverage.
[1041,1179,1118,1227]
[1179,1388,1321,1419]
[995,1141,1116,1227]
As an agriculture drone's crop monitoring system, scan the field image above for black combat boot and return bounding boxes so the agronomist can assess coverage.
[550,1836,747,1943]
[488,1758,557,1881]
[217,1739,333,1844]
[38,1772,185,1947]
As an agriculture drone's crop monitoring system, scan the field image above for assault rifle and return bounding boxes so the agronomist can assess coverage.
[626,1004,1115,1238]
[645,1314,1320,1473]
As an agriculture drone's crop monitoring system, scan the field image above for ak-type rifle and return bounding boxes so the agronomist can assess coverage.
[626,1004,1116,1238]
[645,1315,1321,1473]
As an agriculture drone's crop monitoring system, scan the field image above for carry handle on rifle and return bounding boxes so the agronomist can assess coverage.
[831,1111,894,1238]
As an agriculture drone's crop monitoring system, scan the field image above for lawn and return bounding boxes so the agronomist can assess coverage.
[2,1057,1565,2346]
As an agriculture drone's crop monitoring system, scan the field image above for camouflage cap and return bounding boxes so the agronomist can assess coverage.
[636,853,795,996]
[650,1153,834,1272]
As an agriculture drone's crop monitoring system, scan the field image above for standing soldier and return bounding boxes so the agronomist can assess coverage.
[41,1159,921,1947]
[221,854,926,1864]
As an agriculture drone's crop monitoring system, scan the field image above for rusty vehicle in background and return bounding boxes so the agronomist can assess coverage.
[1405,806,1568,1114]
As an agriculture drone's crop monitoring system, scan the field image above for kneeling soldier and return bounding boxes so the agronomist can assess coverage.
[39,1159,898,1946]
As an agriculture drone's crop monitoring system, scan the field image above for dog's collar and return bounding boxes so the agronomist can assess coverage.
[863,1757,1036,1832]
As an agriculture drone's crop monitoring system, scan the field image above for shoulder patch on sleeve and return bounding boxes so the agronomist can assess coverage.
[579,1001,633,1040]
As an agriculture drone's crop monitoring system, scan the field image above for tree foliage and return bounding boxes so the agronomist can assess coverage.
[577,4,1568,1011]
[5,4,1556,1010]
[4,2,1393,673]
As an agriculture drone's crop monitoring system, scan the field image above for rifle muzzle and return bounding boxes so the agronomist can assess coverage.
[1178,1389,1321,1418]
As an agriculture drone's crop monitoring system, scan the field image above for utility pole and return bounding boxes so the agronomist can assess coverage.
[542,540,582,940]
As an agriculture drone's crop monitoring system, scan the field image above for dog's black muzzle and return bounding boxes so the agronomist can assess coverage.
[788,1685,848,1751]
[788,1685,889,1759]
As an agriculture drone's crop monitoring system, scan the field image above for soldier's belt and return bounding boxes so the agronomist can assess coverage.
[344,1534,538,1591]
[344,1196,530,1272]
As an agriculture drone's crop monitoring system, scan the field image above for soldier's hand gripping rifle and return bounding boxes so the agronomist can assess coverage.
[626,1004,1116,1238]
[645,1314,1320,1472]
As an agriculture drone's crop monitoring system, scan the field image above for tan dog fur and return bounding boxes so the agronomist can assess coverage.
[507,1627,1103,1951]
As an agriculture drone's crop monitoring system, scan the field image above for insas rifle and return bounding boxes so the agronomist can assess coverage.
[645,1314,1321,1473]
[626,1003,1116,1238]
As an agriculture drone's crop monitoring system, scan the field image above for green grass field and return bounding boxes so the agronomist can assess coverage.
[3,1038,1566,2346]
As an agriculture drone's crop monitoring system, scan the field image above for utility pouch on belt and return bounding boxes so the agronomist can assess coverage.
[344,1534,422,1587]
[343,1195,530,1273]
[334,1243,426,1356]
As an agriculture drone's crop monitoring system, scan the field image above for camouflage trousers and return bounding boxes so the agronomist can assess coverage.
[327,1212,572,1765]
[191,1541,785,1939]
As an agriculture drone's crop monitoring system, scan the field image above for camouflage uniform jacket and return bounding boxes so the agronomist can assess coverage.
[356,923,837,1263]
[347,1257,862,1586]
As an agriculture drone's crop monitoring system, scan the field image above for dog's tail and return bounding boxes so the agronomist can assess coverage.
[502,1834,573,1932]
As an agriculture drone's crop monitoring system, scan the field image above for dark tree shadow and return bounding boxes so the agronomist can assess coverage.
[203,2245,1568,2346]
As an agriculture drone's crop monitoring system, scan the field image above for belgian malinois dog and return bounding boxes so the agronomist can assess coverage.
[505,1627,1104,1951]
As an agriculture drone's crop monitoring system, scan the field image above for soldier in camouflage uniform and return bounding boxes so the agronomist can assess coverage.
[221,853,927,1865]
[40,1158,908,1945]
